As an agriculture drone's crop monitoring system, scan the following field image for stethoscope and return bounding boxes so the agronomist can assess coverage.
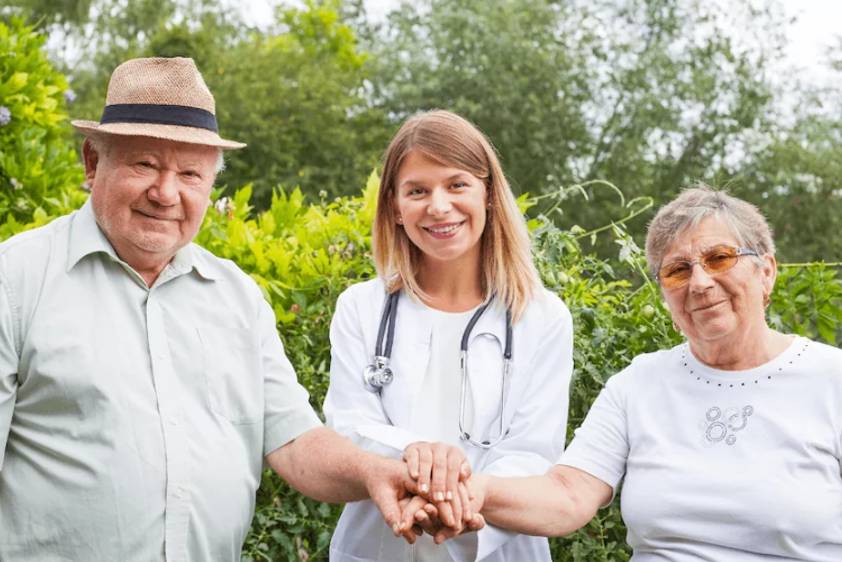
[363,291,514,448]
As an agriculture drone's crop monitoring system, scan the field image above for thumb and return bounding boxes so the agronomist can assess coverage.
[369,481,403,535]
[460,461,472,480]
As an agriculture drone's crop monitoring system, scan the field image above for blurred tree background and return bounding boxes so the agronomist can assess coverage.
[3,0,841,261]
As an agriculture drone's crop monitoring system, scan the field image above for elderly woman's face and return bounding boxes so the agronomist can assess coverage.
[660,217,776,347]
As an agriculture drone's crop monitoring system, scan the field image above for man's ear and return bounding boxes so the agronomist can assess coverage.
[82,139,100,184]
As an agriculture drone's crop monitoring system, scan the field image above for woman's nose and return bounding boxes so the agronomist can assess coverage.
[687,262,716,293]
[427,187,452,216]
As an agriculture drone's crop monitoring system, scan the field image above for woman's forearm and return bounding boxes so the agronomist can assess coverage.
[478,466,609,537]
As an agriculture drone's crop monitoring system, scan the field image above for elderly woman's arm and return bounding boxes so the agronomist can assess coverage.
[472,465,612,537]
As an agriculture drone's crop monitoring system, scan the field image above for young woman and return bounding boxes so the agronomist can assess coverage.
[323,110,574,562]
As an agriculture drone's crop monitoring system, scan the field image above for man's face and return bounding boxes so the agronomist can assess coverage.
[85,135,219,273]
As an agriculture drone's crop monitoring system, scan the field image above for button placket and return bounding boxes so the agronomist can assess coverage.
[146,292,190,561]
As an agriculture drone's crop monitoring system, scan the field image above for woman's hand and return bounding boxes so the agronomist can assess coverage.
[403,441,471,502]
[430,478,486,544]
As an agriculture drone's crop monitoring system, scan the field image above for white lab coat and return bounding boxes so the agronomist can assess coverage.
[324,278,574,562]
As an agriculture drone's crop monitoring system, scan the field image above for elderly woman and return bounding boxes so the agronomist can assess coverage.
[408,186,842,560]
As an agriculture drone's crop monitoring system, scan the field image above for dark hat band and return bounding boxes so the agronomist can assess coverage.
[100,103,218,132]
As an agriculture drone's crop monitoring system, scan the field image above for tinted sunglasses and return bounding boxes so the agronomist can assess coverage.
[657,245,759,289]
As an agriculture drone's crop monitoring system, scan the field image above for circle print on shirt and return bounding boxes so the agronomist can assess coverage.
[701,405,753,446]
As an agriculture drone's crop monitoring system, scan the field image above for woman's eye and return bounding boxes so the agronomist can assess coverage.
[706,253,730,264]
[408,187,425,196]
[451,182,467,189]
[665,263,690,277]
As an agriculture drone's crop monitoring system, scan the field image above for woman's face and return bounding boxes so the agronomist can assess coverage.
[660,217,776,347]
[393,150,488,270]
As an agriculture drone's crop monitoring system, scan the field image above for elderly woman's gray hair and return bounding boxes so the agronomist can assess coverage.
[645,185,775,277]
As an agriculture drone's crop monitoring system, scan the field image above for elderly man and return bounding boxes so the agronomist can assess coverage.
[0,57,412,561]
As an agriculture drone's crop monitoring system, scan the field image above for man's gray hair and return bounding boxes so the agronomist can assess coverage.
[86,135,226,173]
[645,185,776,277]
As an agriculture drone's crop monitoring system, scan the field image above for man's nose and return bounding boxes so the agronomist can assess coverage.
[147,170,180,206]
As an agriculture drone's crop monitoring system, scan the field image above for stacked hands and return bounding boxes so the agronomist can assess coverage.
[392,442,486,545]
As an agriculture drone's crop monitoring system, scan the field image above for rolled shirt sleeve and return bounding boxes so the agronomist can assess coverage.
[259,298,322,456]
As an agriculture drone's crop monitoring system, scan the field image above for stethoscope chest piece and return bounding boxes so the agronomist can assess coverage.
[363,355,394,392]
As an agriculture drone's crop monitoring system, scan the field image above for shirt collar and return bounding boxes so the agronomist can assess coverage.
[67,199,219,282]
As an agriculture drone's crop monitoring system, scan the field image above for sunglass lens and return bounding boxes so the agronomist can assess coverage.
[660,264,691,288]
[702,247,738,273]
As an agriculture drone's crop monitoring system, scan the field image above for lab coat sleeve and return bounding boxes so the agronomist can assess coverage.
[323,286,427,458]
[0,262,20,471]
[446,295,574,562]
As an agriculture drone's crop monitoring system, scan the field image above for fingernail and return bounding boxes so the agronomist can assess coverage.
[392,522,400,535]
[420,484,429,493]
[445,491,453,500]
[434,492,444,501]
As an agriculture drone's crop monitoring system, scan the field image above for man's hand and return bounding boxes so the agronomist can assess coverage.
[361,455,420,539]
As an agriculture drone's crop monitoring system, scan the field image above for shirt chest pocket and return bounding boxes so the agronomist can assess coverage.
[197,328,263,425]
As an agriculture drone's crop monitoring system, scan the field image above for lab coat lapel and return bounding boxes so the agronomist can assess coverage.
[379,292,433,427]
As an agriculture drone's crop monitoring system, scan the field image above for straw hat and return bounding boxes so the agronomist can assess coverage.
[72,57,245,150]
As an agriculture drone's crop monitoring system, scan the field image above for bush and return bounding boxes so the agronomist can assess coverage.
[0,18,86,230]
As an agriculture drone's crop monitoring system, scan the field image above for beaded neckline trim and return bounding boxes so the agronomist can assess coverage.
[681,339,809,388]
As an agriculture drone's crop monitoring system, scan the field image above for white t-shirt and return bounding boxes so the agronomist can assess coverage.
[559,336,842,561]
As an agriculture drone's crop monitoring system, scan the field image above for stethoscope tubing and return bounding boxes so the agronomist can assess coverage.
[366,290,513,448]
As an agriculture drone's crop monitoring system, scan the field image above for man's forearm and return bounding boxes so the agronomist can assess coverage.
[266,426,401,503]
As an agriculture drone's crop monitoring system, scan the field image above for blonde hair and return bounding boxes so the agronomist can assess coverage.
[372,110,539,321]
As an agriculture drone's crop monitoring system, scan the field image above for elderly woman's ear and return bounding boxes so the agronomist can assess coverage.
[760,253,777,306]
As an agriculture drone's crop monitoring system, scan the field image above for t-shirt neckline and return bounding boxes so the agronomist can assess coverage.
[680,335,809,386]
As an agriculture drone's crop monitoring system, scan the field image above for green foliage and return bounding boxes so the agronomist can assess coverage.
[0,18,86,225]
[368,0,784,241]
[50,0,389,208]
[369,0,591,195]
[203,0,390,207]
[729,113,842,262]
